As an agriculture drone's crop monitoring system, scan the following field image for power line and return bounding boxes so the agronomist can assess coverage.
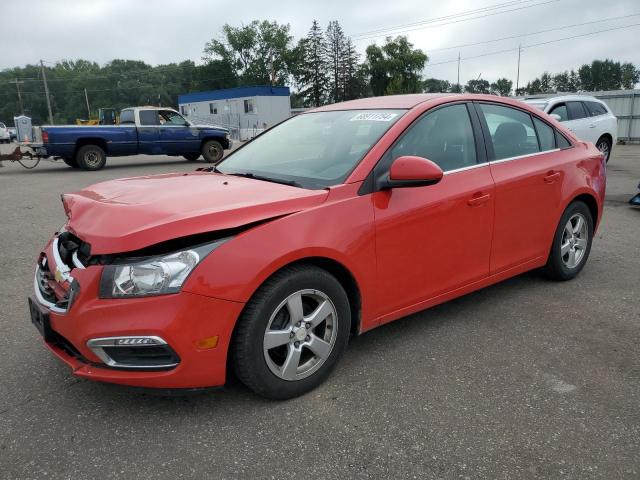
[351,0,548,38]
[427,13,640,52]
[427,21,640,67]
[352,0,560,41]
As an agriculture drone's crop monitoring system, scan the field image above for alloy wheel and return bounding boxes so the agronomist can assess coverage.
[597,140,610,162]
[263,289,338,381]
[561,213,588,269]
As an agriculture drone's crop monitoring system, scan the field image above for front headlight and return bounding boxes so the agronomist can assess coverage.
[99,239,228,298]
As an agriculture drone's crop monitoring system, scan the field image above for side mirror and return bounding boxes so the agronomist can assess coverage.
[550,113,562,122]
[380,155,444,189]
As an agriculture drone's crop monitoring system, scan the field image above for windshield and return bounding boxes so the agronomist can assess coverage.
[217,109,406,189]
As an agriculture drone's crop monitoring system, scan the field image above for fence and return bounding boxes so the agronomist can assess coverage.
[186,113,266,141]
[519,89,640,143]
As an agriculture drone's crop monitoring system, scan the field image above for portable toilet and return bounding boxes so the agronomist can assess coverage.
[14,115,32,143]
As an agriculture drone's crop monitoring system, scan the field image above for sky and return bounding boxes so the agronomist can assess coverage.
[3,0,639,88]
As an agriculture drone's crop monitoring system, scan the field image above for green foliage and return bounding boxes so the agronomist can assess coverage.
[203,20,294,86]
[464,79,491,94]
[364,36,427,96]
[423,78,451,93]
[294,20,330,107]
[490,78,512,96]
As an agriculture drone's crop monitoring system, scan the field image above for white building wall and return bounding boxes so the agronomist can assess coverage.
[179,94,292,141]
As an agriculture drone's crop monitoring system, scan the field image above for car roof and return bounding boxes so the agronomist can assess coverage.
[524,95,604,104]
[312,93,454,111]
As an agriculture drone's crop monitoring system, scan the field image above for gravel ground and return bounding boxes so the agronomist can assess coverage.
[0,146,638,479]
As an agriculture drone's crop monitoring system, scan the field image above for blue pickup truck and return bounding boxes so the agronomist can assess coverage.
[37,107,231,170]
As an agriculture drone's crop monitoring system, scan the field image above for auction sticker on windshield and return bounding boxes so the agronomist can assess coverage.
[350,112,399,122]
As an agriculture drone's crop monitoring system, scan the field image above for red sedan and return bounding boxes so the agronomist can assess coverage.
[30,94,606,399]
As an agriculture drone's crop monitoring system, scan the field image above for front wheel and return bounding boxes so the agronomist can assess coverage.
[201,140,224,163]
[232,265,351,399]
[544,201,593,281]
[76,144,106,171]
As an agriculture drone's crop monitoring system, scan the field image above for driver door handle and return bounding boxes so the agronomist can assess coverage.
[467,193,491,207]
[544,171,561,184]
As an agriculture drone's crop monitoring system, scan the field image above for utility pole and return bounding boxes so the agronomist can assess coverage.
[457,52,461,90]
[40,60,54,125]
[9,79,24,114]
[516,44,522,95]
[84,88,91,118]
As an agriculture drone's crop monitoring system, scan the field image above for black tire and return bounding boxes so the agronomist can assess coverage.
[595,136,612,163]
[232,265,351,400]
[201,140,224,163]
[544,201,594,281]
[63,157,79,168]
[183,153,200,161]
[76,144,106,171]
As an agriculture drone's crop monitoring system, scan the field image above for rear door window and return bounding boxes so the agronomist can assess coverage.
[549,103,568,122]
[478,103,540,160]
[120,109,135,124]
[585,101,608,117]
[139,110,159,126]
[566,101,588,120]
[532,117,556,151]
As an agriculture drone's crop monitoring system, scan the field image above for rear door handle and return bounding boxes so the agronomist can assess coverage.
[544,172,561,183]
[589,124,596,128]
[467,193,491,207]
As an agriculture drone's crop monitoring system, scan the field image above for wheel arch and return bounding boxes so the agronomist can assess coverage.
[596,132,613,146]
[201,135,229,150]
[75,137,108,155]
[570,192,599,228]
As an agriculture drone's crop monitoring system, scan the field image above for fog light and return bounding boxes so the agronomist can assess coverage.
[196,336,219,350]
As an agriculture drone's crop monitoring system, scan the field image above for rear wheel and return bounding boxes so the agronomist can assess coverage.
[201,140,224,163]
[232,265,351,399]
[596,136,612,163]
[544,201,593,281]
[183,153,200,161]
[76,144,106,171]
[63,157,79,168]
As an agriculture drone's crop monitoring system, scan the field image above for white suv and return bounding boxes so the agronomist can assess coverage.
[523,95,617,162]
[0,122,11,144]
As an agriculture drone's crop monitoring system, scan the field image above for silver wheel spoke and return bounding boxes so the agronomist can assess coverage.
[305,300,333,328]
[575,237,587,250]
[561,241,571,256]
[280,345,302,380]
[573,216,584,235]
[568,249,577,267]
[307,334,332,359]
[564,223,573,240]
[286,294,304,325]
[264,329,291,349]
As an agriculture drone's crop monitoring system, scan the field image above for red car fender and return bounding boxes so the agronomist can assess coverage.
[182,182,380,333]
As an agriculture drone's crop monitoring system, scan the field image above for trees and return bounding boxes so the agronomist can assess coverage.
[423,78,451,93]
[295,20,329,107]
[464,79,490,94]
[203,20,294,86]
[490,78,512,96]
[364,36,427,96]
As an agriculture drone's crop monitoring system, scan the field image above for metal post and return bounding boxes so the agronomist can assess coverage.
[40,60,54,125]
[9,79,24,114]
[516,44,521,95]
[628,91,636,142]
[457,52,461,90]
[84,88,91,118]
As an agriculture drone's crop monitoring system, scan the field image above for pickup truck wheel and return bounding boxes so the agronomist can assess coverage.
[201,140,224,163]
[183,153,201,161]
[63,157,79,168]
[76,145,106,171]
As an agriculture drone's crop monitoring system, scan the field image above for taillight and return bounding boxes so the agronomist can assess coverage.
[42,130,49,143]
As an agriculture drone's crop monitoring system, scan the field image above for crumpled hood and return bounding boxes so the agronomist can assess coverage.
[62,172,328,254]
